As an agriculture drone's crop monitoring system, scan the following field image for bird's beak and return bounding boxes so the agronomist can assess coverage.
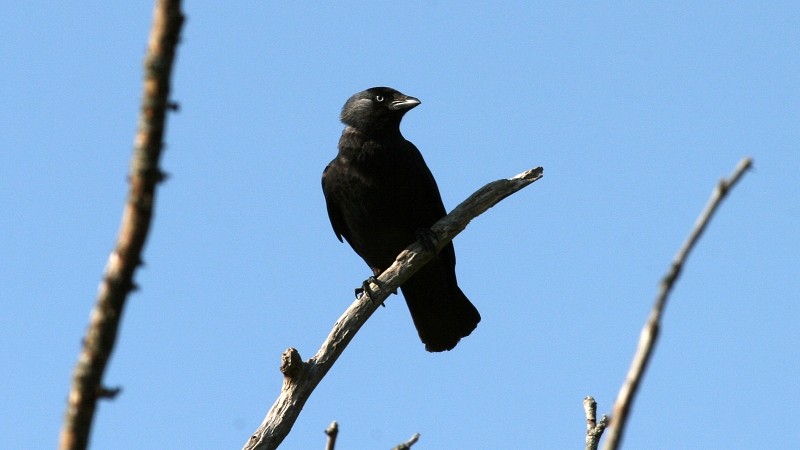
[389,96,421,111]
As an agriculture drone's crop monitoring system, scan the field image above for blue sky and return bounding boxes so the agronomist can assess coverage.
[2,2,798,449]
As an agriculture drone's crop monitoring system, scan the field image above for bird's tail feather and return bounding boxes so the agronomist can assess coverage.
[400,259,481,352]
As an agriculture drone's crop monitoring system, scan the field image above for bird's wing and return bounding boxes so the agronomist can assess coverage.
[402,142,458,268]
[321,162,348,243]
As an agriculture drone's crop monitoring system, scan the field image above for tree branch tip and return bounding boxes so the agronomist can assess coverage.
[584,396,599,428]
[720,157,754,189]
[511,166,544,181]
[325,421,338,435]
[739,157,754,171]
[167,101,180,112]
[324,420,339,450]
[280,348,304,378]
[392,432,421,450]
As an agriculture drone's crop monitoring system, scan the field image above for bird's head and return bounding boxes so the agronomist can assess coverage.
[340,87,420,133]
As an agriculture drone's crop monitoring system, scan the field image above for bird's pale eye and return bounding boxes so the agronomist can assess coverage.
[375,95,385,102]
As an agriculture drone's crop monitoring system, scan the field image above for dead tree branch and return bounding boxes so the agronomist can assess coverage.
[584,396,608,450]
[601,157,753,450]
[324,421,338,450]
[243,167,544,450]
[58,2,184,449]
[392,432,421,450]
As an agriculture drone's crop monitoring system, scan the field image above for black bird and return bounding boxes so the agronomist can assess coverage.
[321,87,480,352]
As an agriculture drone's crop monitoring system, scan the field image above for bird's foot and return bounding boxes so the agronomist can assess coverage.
[354,277,375,301]
[355,276,395,306]
[415,228,439,252]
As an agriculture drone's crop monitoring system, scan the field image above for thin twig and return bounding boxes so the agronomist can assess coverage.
[584,396,608,450]
[392,432,421,450]
[243,167,544,450]
[324,421,338,450]
[58,2,184,449]
[602,157,753,450]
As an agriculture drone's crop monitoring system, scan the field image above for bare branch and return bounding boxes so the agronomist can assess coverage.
[602,157,753,450]
[243,167,544,450]
[324,421,338,450]
[58,2,184,449]
[584,396,608,450]
[392,432,421,450]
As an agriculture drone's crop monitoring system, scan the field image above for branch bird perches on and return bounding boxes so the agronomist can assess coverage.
[243,167,544,450]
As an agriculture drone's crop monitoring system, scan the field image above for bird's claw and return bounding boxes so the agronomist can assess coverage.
[355,276,396,307]
[355,277,376,302]
[416,228,438,251]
